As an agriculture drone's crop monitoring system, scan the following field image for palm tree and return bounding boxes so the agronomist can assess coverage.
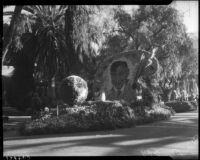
[4,5,100,79]
[3,5,69,109]
[3,5,101,109]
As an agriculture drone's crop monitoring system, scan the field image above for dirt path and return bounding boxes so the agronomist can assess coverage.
[3,111,198,158]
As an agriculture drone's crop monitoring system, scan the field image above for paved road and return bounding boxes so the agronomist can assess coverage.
[3,111,198,158]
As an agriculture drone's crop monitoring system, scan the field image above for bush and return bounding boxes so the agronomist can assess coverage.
[131,103,175,125]
[190,101,198,109]
[20,101,136,135]
[165,101,197,113]
[20,101,175,136]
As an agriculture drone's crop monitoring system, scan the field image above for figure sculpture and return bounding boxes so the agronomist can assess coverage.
[93,49,159,104]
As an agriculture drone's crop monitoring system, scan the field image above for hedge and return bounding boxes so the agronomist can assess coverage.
[131,103,175,125]
[165,101,198,113]
[20,101,136,135]
[20,101,174,136]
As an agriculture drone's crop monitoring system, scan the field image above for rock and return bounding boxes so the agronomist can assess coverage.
[59,75,88,106]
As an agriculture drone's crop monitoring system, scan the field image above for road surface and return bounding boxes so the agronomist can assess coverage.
[3,111,198,158]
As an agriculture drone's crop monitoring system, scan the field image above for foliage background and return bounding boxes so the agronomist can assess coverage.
[3,5,198,110]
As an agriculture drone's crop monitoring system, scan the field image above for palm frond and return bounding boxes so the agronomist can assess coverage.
[22,6,34,14]
[54,14,64,24]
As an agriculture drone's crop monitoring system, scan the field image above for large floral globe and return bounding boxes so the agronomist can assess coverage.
[59,75,88,106]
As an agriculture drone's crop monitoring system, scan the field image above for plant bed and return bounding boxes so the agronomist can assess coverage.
[19,101,175,136]
[165,101,197,113]
[131,103,175,125]
[190,101,198,109]
[20,101,136,136]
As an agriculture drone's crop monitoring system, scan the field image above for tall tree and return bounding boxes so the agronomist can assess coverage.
[101,5,195,79]
[3,5,23,65]
[97,5,197,102]
[3,5,107,108]
[64,5,103,75]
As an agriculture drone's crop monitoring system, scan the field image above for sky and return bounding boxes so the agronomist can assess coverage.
[123,1,198,35]
[171,1,198,34]
[3,2,199,35]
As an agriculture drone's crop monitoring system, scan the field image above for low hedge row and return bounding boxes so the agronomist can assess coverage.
[20,101,136,135]
[131,103,175,125]
[190,101,198,109]
[165,101,198,113]
[20,101,174,136]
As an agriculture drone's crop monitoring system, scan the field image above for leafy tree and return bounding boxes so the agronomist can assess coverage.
[3,5,23,65]
[98,5,197,102]
[181,45,198,78]
[101,5,194,78]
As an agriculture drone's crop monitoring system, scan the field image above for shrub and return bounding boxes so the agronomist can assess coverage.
[165,101,197,113]
[131,103,175,125]
[20,101,175,136]
[190,101,198,109]
[20,101,136,135]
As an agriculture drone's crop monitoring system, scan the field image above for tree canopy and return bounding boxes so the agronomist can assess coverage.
[98,5,197,81]
[3,5,104,82]
[2,5,198,110]
[3,5,198,82]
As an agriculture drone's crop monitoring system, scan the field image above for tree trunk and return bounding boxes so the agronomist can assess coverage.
[3,5,23,65]
[65,5,78,75]
[132,52,150,89]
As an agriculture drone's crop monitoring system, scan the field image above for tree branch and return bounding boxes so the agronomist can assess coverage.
[118,23,135,40]
[154,25,167,38]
